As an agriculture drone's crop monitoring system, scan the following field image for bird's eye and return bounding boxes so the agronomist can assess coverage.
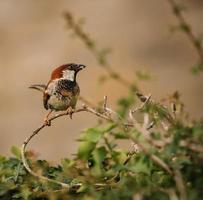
[70,65,74,70]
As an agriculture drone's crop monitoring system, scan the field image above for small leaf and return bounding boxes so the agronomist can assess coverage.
[61,158,75,169]
[93,147,107,165]
[129,159,150,175]
[78,141,96,160]
[81,128,103,143]
[0,155,6,163]
[101,123,117,133]
[20,186,32,200]
[11,146,21,159]
[113,132,128,139]
[117,90,135,117]
[0,182,16,196]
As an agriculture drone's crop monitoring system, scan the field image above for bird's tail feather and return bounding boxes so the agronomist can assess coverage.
[29,84,46,92]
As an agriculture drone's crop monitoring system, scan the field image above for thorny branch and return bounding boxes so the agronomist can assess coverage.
[21,94,175,191]
[167,0,203,71]
[173,169,187,200]
[15,4,202,198]
[23,86,203,199]
[21,104,114,190]
[64,12,136,89]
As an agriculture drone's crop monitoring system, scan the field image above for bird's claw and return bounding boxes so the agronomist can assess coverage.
[43,110,52,126]
[66,107,74,119]
[44,118,51,126]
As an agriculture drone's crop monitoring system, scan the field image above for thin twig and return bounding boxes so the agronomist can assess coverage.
[64,11,134,89]
[167,0,203,64]
[128,95,173,174]
[131,94,151,113]
[129,97,168,149]
[173,168,187,200]
[103,96,108,111]
[103,95,173,175]
[78,96,96,108]
[136,92,175,125]
[125,127,173,175]
[22,100,173,188]
[180,140,203,153]
[21,105,111,189]
[146,121,155,130]
[21,125,72,188]
[103,95,123,121]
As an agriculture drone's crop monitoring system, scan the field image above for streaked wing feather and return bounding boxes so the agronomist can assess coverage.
[29,84,46,92]
[43,91,50,110]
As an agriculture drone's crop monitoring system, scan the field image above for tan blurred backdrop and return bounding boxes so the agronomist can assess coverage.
[0,0,203,161]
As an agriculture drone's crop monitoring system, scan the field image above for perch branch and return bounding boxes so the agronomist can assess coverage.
[173,168,187,200]
[22,96,174,189]
[21,104,117,189]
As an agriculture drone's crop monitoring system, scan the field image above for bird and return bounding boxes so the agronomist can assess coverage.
[30,63,86,125]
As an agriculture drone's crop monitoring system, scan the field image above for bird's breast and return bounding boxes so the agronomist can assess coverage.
[45,79,79,111]
[48,94,70,111]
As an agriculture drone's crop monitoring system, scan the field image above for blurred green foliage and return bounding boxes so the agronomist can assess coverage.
[1,95,203,199]
[1,2,203,199]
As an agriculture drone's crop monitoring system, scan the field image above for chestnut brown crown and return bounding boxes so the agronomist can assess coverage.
[50,63,86,80]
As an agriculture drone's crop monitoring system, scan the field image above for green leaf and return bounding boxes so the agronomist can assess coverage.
[113,132,128,139]
[117,90,136,117]
[19,186,32,200]
[4,157,20,168]
[61,158,75,170]
[129,158,150,175]
[0,155,6,163]
[101,123,117,132]
[81,128,103,143]
[78,141,96,160]
[11,146,21,159]
[0,182,16,196]
[93,147,107,164]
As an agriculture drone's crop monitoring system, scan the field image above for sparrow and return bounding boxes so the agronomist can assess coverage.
[30,63,86,124]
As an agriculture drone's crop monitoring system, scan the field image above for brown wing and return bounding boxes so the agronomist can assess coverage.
[29,84,46,92]
[60,90,74,97]
[43,79,55,110]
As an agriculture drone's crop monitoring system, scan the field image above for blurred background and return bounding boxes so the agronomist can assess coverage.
[0,0,203,161]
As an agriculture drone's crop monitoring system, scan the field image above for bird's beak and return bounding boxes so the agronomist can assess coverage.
[76,64,86,71]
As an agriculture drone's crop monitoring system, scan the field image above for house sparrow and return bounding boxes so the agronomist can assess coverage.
[31,63,86,124]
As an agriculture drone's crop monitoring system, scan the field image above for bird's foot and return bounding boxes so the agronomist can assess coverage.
[43,118,51,126]
[66,107,75,119]
[43,110,52,126]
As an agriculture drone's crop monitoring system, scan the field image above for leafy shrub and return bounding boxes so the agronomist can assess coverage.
[1,90,203,199]
[1,1,203,199]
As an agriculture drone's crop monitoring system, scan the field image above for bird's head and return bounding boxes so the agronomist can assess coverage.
[51,63,86,82]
